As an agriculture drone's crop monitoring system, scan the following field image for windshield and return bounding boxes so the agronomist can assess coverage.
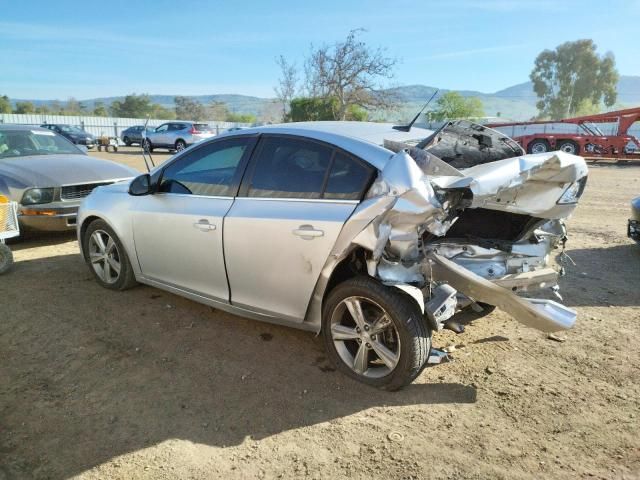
[0,129,84,158]
[58,125,85,134]
[581,122,605,136]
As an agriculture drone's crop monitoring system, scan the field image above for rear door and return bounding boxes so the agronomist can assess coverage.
[224,135,375,322]
[131,136,256,301]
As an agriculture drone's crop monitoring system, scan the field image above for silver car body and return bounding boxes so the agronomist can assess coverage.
[0,125,138,231]
[144,121,215,151]
[78,121,588,333]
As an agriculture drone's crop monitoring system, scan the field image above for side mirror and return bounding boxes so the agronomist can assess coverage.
[129,174,152,196]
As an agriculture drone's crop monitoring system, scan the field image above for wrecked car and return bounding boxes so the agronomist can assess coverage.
[77,121,588,390]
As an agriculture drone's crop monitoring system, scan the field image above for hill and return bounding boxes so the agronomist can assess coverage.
[10,75,639,122]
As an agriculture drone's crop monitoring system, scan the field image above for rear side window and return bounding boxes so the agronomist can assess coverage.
[193,124,213,132]
[247,137,332,199]
[324,152,373,200]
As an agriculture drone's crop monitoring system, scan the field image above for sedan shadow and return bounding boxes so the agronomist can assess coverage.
[1,252,476,479]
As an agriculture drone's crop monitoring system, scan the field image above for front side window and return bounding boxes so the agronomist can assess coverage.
[247,137,332,199]
[158,138,249,196]
[155,124,169,133]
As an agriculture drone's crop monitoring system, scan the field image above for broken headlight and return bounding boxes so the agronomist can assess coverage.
[557,177,587,205]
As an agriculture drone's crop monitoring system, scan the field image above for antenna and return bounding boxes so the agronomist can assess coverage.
[392,89,439,132]
[140,116,155,172]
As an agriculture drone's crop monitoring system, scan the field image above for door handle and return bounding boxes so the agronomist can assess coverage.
[193,219,216,231]
[292,224,324,240]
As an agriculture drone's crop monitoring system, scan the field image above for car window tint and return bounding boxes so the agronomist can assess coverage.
[159,138,249,196]
[156,124,169,132]
[248,137,332,199]
[324,152,373,200]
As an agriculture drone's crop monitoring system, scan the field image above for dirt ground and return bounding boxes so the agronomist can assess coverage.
[1,148,639,480]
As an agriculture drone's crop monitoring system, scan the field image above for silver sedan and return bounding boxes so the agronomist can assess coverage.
[77,121,588,390]
[0,125,137,232]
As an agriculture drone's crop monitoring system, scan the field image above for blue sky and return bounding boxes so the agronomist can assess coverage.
[1,0,638,100]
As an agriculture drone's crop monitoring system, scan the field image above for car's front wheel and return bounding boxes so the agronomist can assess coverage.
[83,219,137,291]
[123,136,132,146]
[322,276,431,391]
[143,139,154,153]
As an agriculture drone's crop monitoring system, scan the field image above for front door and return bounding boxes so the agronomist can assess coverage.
[132,136,255,301]
[224,135,375,321]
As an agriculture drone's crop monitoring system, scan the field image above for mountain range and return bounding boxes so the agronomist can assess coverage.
[12,75,640,122]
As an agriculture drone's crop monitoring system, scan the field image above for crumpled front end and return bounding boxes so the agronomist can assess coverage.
[310,122,588,334]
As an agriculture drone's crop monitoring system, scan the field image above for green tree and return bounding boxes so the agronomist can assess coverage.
[64,97,83,115]
[110,94,155,118]
[93,101,108,116]
[14,101,36,114]
[175,96,207,120]
[150,104,176,120]
[530,39,618,119]
[288,97,339,122]
[0,95,11,114]
[429,92,485,121]
[207,101,230,121]
[35,105,50,114]
[225,112,257,123]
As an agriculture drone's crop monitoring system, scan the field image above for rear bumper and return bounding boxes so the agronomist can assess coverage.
[428,252,576,332]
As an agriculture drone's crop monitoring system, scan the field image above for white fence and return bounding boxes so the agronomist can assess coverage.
[0,114,252,138]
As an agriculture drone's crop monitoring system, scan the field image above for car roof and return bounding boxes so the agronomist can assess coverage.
[0,124,56,132]
[224,121,434,170]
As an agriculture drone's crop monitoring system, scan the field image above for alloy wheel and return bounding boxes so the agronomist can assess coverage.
[88,230,122,284]
[330,296,401,378]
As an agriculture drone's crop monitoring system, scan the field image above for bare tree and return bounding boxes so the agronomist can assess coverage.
[274,55,298,121]
[304,29,398,120]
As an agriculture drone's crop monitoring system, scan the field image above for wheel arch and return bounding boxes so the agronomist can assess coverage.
[319,247,428,329]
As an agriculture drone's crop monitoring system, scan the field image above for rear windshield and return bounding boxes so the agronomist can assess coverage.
[193,124,213,132]
[0,129,83,158]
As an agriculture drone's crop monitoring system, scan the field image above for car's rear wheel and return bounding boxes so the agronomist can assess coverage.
[558,140,579,155]
[83,220,137,291]
[123,136,132,146]
[175,139,187,152]
[528,139,550,154]
[0,243,14,275]
[322,276,431,391]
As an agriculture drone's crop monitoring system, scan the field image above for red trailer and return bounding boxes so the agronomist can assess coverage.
[487,107,640,161]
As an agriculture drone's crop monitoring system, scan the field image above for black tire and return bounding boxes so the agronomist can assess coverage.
[0,243,14,275]
[557,140,579,155]
[82,219,137,291]
[528,139,550,154]
[175,139,187,152]
[322,276,431,391]
[143,139,154,153]
[123,136,132,146]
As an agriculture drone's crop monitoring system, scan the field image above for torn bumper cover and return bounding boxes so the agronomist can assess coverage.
[427,252,576,332]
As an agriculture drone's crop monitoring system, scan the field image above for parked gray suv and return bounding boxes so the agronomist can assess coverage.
[143,122,215,152]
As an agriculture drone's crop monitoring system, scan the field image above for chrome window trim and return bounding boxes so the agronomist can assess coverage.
[153,192,234,200]
[61,177,133,188]
[233,196,359,205]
